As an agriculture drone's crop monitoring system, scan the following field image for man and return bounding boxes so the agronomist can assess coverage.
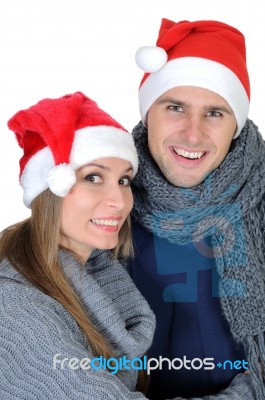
[129,18,265,399]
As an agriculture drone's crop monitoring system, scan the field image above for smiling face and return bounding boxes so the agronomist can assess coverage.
[146,86,237,187]
[59,157,133,262]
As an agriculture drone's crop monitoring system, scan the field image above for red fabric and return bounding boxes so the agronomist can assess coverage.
[140,19,250,99]
[8,92,126,177]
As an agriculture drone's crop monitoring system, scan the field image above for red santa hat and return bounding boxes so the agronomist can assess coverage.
[135,18,250,138]
[8,92,138,208]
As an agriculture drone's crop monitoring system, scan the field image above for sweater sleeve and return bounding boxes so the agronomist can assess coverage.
[0,281,149,400]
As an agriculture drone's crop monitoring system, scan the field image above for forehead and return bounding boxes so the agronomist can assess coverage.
[76,158,133,172]
[156,86,232,110]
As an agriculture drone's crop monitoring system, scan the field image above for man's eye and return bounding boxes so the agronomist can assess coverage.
[119,176,131,186]
[84,174,102,183]
[207,110,222,117]
[168,105,183,112]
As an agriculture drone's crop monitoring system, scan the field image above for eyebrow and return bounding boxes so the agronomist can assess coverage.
[157,98,187,107]
[85,162,133,173]
[157,97,233,114]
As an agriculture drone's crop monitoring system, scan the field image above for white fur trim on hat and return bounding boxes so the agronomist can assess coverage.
[70,126,138,172]
[20,147,54,207]
[47,164,76,197]
[20,126,138,208]
[139,57,250,138]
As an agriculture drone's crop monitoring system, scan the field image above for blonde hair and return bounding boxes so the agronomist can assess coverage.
[0,189,133,359]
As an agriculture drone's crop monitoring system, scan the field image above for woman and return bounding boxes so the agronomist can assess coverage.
[0,92,155,399]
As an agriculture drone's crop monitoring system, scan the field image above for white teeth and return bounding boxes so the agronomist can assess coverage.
[91,219,119,226]
[173,148,205,159]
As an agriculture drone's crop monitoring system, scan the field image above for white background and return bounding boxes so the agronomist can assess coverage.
[0,0,264,231]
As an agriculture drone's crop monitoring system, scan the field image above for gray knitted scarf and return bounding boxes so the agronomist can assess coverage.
[131,119,265,396]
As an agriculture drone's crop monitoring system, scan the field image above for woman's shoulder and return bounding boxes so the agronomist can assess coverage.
[0,257,77,332]
[0,257,41,302]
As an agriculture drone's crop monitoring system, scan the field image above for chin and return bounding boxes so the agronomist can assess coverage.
[167,175,205,188]
[96,241,118,251]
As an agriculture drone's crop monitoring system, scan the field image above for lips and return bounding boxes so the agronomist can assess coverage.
[91,218,119,227]
[90,217,122,232]
[172,147,205,159]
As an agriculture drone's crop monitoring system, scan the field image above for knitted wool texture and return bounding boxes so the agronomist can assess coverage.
[0,250,155,399]
[131,119,265,399]
[0,240,261,398]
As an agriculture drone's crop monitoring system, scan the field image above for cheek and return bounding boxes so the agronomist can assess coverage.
[147,117,170,153]
[147,117,160,152]
[60,199,75,234]
[148,129,160,155]
[125,191,134,215]
[217,136,234,158]
[61,196,87,227]
[211,140,233,169]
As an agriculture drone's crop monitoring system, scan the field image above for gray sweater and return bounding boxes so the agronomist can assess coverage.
[0,250,258,399]
[0,249,155,399]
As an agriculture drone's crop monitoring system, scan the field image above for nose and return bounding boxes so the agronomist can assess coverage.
[105,185,126,211]
[180,114,205,145]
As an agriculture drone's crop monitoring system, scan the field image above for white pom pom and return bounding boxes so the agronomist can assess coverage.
[135,46,168,73]
[47,163,76,197]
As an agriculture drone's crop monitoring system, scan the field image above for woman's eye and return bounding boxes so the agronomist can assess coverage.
[84,174,102,183]
[119,176,131,186]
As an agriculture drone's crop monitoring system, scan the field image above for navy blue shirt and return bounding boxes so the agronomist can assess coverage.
[130,220,245,399]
